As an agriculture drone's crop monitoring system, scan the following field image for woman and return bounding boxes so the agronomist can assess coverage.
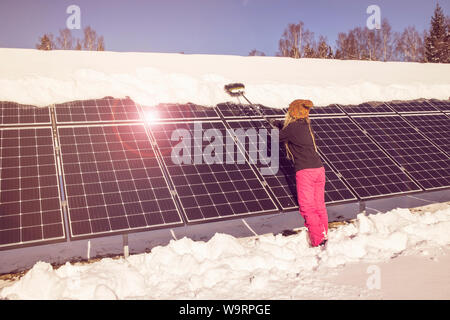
[272,99,328,247]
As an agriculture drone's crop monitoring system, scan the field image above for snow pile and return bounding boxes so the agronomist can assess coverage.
[1,207,449,300]
[1,48,449,108]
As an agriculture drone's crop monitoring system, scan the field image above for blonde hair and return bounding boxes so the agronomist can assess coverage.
[282,111,317,162]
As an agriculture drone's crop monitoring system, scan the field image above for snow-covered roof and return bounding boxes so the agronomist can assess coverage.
[1,48,449,108]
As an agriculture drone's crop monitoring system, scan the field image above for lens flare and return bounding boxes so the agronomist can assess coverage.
[144,110,159,124]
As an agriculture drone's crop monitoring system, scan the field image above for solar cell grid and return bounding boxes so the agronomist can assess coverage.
[0,102,51,126]
[309,105,344,116]
[403,114,450,155]
[427,100,450,112]
[216,102,284,118]
[311,117,421,198]
[55,98,141,123]
[354,115,450,190]
[388,101,439,113]
[0,127,65,249]
[141,103,219,120]
[148,121,278,222]
[58,124,182,238]
[340,103,393,114]
[226,118,357,208]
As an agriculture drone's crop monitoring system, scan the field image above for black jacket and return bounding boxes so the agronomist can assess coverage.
[273,119,323,172]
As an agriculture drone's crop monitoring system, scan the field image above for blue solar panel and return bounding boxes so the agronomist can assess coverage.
[388,101,439,113]
[427,100,450,113]
[311,117,422,199]
[309,104,345,116]
[55,97,141,123]
[216,102,285,118]
[0,127,65,250]
[0,102,51,126]
[148,120,279,222]
[141,103,219,121]
[340,102,394,114]
[58,124,183,238]
[401,114,450,155]
[353,115,450,190]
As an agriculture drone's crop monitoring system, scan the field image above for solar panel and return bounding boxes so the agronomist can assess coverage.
[141,103,219,121]
[340,102,393,114]
[0,102,51,126]
[402,114,450,155]
[309,104,345,116]
[387,101,439,113]
[353,115,450,190]
[427,100,450,112]
[55,97,141,124]
[216,102,285,118]
[311,117,421,199]
[0,127,65,250]
[57,124,183,238]
[148,120,279,222]
[226,118,357,209]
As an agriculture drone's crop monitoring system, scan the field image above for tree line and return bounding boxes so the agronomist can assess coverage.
[36,26,105,51]
[250,3,449,63]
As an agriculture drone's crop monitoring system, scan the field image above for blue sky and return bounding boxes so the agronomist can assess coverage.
[0,0,448,55]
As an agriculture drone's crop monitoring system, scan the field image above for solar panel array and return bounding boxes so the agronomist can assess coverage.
[55,97,141,123]
[339,102,393,115]
[0,127,65,249]
[1,98,449,251]
[141,103,219,121]
[309,104,345,116]
[427,100,450,113]
[0,102,51,126]
[402,114,450,155]
[58,124,182,238]
[226,118,357,209]
[216,102,285,118]
[387,101,439,113]
[148,121,278,222]
[353,115,450,190]
[311,117,421,199]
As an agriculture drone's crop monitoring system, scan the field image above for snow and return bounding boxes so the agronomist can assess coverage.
[1,48,449,108]
[1,204,449,300]
[0,48,449,300]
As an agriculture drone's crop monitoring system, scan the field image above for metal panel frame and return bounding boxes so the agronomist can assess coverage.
[56,122,184,240]
[0,103,52,127]
[350,114,450,191]
[146,119,280,223]
[0,126,66,250]
[310,115,423,200]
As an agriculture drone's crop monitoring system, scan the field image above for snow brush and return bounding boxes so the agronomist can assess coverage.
[224,83,277,128]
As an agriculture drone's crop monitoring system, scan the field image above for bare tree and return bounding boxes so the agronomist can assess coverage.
[248,49,266,56]
[380,19,395,61]
[75,38,82,50]
[316,36,333,58]
[83,26,98,51]
[335,29,359,60]
[395,26,424,62]
[56,28,73,50]
[277,21,314,58]
[97,36,105,51]
[36,33,55,50]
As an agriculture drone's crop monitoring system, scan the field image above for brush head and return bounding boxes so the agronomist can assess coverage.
[224,83,245,97]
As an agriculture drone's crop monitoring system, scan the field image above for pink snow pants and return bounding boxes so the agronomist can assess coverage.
[296,167,328,247]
